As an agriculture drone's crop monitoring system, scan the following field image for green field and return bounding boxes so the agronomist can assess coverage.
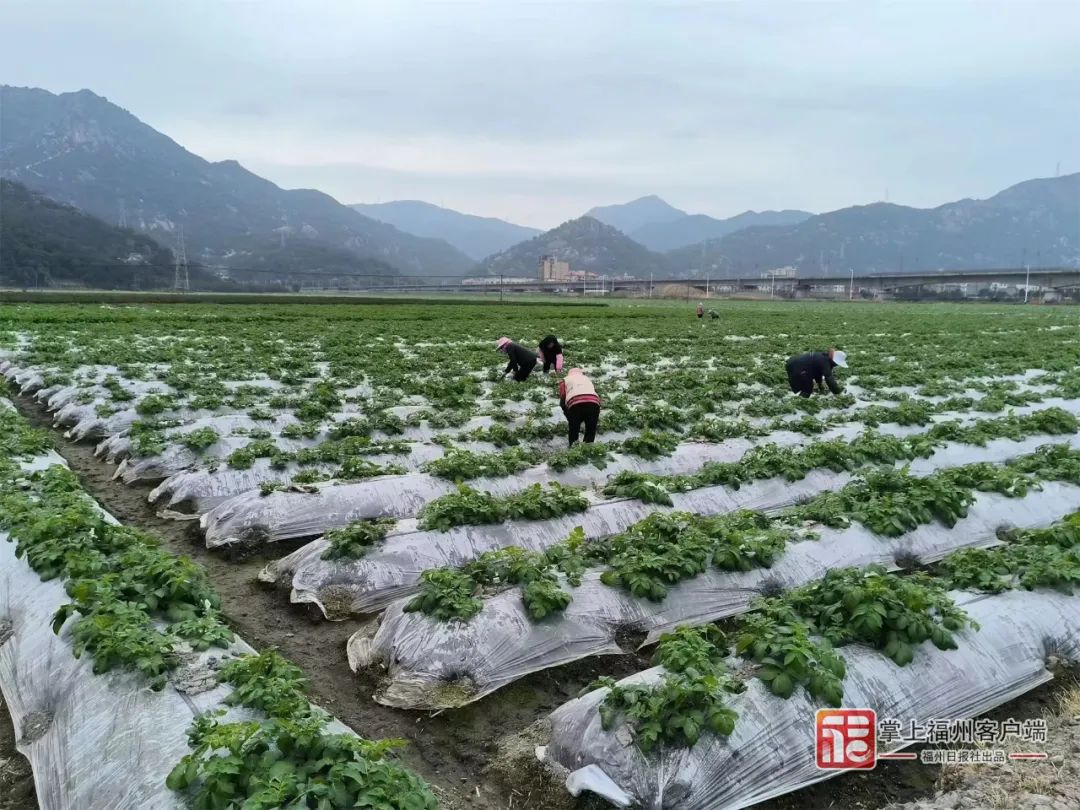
[2,298,1080,810]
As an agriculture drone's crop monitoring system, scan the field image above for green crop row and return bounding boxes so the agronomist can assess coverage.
[603,407,1078,505]
[417,481,589,532]
[591,508,1080,754]
[401,443,1080,624]
[0,407,437,809]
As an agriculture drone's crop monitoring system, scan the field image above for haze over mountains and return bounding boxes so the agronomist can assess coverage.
[0,86,473,280]
[666,172,1080,278]
[585,196,814,252]
[350,200,541,260]
[0,84,1077,288]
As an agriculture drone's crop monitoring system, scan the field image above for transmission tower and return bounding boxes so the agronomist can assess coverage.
[173,225,189,292]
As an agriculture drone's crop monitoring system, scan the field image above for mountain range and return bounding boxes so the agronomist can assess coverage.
[2,84,1077,287]
[586,196,813,251]
[666,173,1080,278]
[0,86,474,279]
[350,200,540,260]
[477,216,668,278]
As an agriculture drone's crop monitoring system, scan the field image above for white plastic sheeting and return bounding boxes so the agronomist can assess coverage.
[197,423,909,551]
[0,534,257,810]
[203,394,1080,550]
[267,469,852,618]
[542,588,1080,809]
[264,433,1080,620]
[148,445,448,513]
[0,433,357,810]
[350,482,1080,709]
[0,435,256,809]
[211,440,787,551]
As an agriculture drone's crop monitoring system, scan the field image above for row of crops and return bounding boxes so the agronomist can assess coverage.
[2,300,1080,809]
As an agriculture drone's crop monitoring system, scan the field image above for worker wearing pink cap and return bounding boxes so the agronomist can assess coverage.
[496,337,538,381]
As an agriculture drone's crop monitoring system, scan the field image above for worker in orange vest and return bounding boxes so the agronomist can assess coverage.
[558,368,601,446]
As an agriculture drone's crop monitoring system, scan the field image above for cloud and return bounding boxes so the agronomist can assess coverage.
[1,0,1078,227]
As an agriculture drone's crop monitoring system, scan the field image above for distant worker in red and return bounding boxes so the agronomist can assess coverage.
[558,368,601,446]
[496,337,538,381]
[696,302,704,319]
[538,334,564,374]
[785,348,848,397]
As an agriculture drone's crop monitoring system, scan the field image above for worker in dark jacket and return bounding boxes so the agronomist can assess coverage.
[497,337,538,381]
[558,368,601,445]
[785,349,848,397]
[538,335,564,373]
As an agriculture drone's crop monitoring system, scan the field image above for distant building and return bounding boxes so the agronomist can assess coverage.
[539,256,572,281]
[761,266,797,279]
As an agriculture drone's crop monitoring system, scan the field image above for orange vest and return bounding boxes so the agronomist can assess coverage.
[564,373,598,406]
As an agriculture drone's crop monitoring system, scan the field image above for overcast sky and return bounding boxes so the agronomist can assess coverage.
[3,0,1078,228]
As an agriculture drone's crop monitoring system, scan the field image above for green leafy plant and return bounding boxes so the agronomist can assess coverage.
[178,426,219,452]
[422,446,539,480]
[403,568,482,621]
[547,441,615,471]
[417,482,588,531]
[321,518,397,560]
[593,625,741,751]
[618,430,680,460]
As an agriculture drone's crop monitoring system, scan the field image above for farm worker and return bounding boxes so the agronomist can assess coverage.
[538,334,564,374]
[696,302,704,319]
[784,348,848,398]
[708,309,719,320]
[497,337,538,382]
[559,368,601,446]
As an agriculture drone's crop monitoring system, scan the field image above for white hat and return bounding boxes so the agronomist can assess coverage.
[832,350,848,368]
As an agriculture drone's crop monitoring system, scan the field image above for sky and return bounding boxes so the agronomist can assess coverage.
[2,0,1078,229]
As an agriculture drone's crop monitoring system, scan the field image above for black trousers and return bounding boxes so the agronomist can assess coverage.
[565,402,600,446]
[512,355,537,381]
[786,364,815,398]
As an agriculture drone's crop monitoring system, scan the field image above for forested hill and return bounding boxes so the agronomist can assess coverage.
[0,85,474,279]
[0,178,180,288]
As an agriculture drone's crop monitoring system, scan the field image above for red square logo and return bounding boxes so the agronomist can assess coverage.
[816,709,877,770]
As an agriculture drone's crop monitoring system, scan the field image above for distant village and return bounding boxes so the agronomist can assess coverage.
[460,257,1072,303]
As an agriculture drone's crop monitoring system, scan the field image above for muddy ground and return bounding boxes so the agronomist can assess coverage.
[10,392,1073,809]
[0,694,36,810]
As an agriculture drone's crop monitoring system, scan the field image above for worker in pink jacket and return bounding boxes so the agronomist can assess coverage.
[558,368,601,446]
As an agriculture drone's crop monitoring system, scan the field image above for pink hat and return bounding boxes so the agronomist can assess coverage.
[567,367,583,375]
[496,337,511,351]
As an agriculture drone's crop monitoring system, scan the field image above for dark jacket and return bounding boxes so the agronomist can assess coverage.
[502,341,538,378]
[785,351,841,395]
[539,335,563,372]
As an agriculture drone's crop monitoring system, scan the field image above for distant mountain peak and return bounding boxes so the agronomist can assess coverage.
[586,196,688,235]
[630,208,814,252]
[665,172,1080,278]
[477,214,668,278]
[350,199,541,261]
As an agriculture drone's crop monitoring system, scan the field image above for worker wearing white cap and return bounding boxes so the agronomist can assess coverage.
[784,348,848,398]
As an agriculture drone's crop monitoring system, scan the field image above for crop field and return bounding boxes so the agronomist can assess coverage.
[2,298,1080,810]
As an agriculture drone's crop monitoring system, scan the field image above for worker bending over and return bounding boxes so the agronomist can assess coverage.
[785,348,848,397]
[538,334,564,373]
[559,368,601,446]
[497,337,538,381]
